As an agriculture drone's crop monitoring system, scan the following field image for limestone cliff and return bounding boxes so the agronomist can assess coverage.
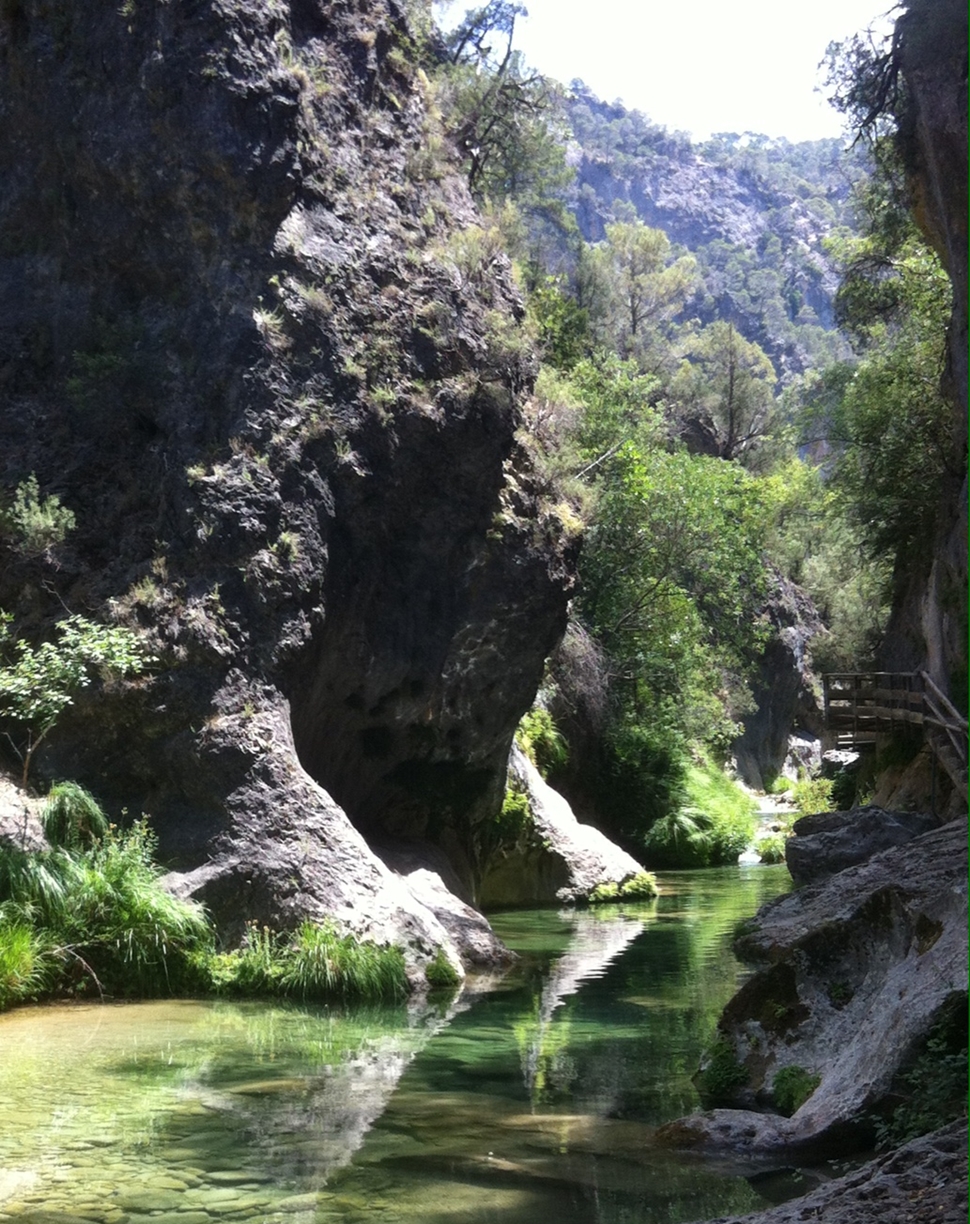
[0,0,576,966]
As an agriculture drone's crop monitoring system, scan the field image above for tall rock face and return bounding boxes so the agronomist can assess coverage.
[879,0,968,701]
[0,1,576,961]
[733,572,825,791]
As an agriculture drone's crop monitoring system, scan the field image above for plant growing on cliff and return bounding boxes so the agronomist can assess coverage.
[515,706,567,778]
[0,613,151,785]
[695,1036,748,1103]
[772,1065,821,1115]
[0,476,76,559]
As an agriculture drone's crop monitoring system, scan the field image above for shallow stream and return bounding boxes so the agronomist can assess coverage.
[0,866,808,1224]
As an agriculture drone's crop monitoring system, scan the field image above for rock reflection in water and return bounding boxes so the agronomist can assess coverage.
[0,993,461,1218]
[517,907,649,1104]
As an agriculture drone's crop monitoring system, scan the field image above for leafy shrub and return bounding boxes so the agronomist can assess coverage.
[643,760,757,868]
[755,833,788,864]
[0,611,151,783]
[0,475,76,557]
[875,996,968,1148]
[696,1036,748,1102]
[425,946,461,988]
[515,706,567,777]
[772,1065,821,1115]
[791,774,834,814]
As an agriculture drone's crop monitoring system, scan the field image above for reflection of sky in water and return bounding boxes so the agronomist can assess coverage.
[0,866,796,1223]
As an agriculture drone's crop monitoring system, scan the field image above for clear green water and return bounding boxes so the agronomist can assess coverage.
[0,865,796,1224]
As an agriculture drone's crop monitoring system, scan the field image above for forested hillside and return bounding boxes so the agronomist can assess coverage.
[567,87,862,378]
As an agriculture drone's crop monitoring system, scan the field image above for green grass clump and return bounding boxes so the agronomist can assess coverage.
[0,783,411,1011]
[515,707,568,778]
[0,917,50,1007]
[211,920,408,1003]
[0,816,211,999]
[644,759,757,868]
[425,946,461,988]
[588,871,659,904]
[772,1065,821,1115]
[696,1036,748,1102]
[42,781,110,850]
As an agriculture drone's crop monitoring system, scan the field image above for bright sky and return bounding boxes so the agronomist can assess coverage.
[437,0,894,143]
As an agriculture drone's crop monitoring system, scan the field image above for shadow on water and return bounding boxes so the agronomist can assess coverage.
[0,865,806,1223]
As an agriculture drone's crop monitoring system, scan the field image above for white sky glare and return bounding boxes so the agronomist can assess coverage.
[437,0,894,143]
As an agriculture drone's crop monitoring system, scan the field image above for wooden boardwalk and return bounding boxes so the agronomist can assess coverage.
[822,671,968,801]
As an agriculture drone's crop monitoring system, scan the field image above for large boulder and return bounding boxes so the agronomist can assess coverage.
[785,806,941,885]
[477,744,649,906]
[659,821,967,1157]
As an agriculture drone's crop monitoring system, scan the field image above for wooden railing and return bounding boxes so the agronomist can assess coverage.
[822,671,968,801]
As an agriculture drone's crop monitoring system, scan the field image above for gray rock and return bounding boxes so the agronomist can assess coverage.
[702,1120,967,1224]
[786,806,940,885]
[0,773,47,853]
[665,822,967,1156]
[733,572,825,792]
[479,744,648,905]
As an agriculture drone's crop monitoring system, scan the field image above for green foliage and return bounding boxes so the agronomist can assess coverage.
[817,232,954,565]
[0,918,50,1008]
[0,815,210,1001]
[211,920,407,1003]
[696,1036,748,1102]
[436,1,571,214]
[587,871,659,904]
[791,774,835,815]
[41,782,109,850]
[589,220,697,361]
[670,322,779,465]
[0,475,76,558]
[0,612,151,783]
[874,996,968,1147]
[425,945,461,988]
[772,1065,821,1115]
[643,760,757,868]
[515,706,567,777]
[755,833,788,864]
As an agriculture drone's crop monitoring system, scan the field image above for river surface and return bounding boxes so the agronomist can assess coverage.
[0,866,801,1224]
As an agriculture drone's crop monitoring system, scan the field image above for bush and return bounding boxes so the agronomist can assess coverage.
[772,1065,821,1115]
[587,871,659,904]
[0,817,210,1000]
[791,774,834,814]
[0,918,50,1007]
[425,946,461,988]
[0,475,75,557]
[515,706,568,778]
[643,760,757,868]
[696,1036,748,1102]
[42,781,109,850]
[875,996,968,1148]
